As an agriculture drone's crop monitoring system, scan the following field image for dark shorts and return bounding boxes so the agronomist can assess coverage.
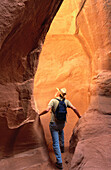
[49,121,65,131]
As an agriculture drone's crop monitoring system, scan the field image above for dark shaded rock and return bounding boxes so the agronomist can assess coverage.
[0,0,63,169]
[69,0,111,169]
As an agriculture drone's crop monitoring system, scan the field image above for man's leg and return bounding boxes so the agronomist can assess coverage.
[49,123,62,164]
[59,130,64,153]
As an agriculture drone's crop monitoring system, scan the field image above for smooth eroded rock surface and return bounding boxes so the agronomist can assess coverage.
[0,0,64,169]
[69,0,111,169]
[35,0,111,169]
[0,0,111,169]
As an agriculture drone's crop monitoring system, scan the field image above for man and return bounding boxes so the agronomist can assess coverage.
[39,88,81,169]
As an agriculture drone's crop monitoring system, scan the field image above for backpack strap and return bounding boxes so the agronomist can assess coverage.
[55,98,66,108]
[55,98,60,102]
[55,98,65,102]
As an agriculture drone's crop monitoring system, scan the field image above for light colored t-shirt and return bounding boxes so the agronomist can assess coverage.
[48,96,73,122]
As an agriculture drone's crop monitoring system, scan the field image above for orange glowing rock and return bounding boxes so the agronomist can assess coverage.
[34,0,111,169]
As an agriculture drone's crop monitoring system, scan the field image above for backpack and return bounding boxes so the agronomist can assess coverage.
[54,98,67,121]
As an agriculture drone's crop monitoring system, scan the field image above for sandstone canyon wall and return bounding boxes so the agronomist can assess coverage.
[69,0,111,170]
[34,0,91,149]
[34,0,111,170]
[0,0,64,169]
[0,0,111,170]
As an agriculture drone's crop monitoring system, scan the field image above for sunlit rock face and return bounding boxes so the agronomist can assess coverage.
[0,0,111,169]
[0,0,63,169]
[34,0,111,169]
[34,0,91,147]
[34,34,90,144]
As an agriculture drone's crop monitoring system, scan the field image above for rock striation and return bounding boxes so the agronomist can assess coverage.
[0,0,63,169]
[0,0,111,169]
[34,1,111,169]
[69,0,111,169]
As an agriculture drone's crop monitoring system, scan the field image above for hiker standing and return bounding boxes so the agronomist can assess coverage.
[39,88,81,169]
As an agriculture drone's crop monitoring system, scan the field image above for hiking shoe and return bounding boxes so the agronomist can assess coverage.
[60,146,64,153]
[55,162,63,169]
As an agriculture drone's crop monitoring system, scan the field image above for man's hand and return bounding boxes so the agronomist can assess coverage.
[79,115,82,119]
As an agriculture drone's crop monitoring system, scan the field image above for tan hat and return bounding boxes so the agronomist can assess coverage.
[56,88,67,97]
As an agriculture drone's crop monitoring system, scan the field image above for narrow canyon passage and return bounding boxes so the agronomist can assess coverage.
[34,0,90,167]
[0,0,111,169]
[34,0,111,169]
[34,35,90,140]
[34,35,90,168]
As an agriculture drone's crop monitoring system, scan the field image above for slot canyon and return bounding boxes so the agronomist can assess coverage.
[0,0,111,170]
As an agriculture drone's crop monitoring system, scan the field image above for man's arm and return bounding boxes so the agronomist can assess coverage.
[70,105,81,118]
[39,106,51,116]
